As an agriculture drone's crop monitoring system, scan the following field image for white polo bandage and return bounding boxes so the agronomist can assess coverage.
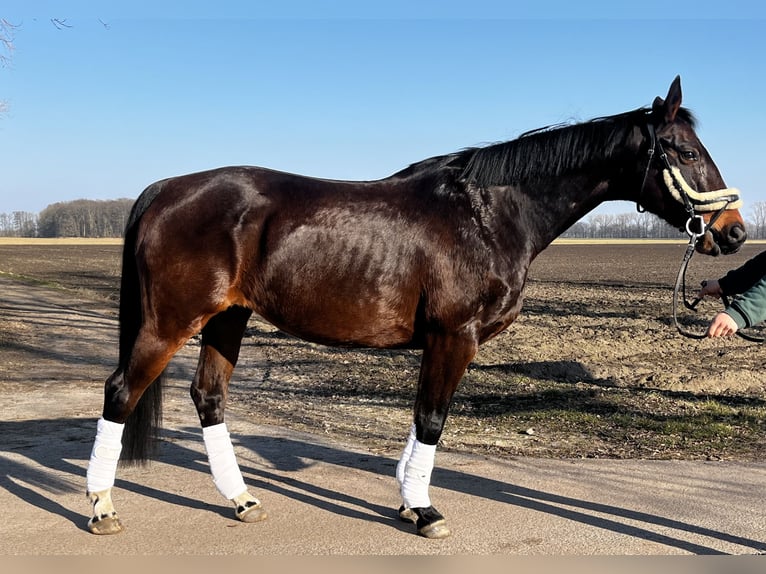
[202,423,247,500]
[86,417,124,493]
[400,438,437,509]
[664,167,742,211]
[396,424,417,487]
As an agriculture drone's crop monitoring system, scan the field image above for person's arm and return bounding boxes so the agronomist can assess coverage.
[698,279,723,299]
[718,250,766,295]
[725,273,766,328]
[706,272,766,337]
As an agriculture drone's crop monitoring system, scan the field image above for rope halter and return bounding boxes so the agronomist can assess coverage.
[662,166,742,213]
[639,121,742,239]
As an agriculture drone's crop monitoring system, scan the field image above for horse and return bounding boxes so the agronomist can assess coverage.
[85,76,746,539]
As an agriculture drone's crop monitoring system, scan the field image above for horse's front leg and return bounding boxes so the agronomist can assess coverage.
[396,331,478,539]
[193,307,267,524]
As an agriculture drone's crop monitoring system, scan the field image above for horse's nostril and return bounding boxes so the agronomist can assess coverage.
[730,224,747,243]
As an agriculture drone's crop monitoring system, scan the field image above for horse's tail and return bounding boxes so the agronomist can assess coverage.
[119,181,165,465]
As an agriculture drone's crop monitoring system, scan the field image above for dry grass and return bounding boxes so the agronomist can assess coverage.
[0,237,123,245]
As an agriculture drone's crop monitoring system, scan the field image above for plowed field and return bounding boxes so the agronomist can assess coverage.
[1,239,764,460]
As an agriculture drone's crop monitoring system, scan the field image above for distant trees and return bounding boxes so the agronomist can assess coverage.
[562,211,685,240]
[1,198,766,239]
[0,211,38,237]
[36,199,133,237]
[0,198,133,237]
[564,202,766,240]
[566,203,766,240]
[747,201,766,240]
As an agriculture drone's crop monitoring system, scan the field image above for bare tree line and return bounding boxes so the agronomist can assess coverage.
[2,199,766,240]
[563,204,766,240]
[564,205,766,240]
[0,199,133,238]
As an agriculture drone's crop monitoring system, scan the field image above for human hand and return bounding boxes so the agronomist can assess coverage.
[697,279,723,300]
[705,312,738,337]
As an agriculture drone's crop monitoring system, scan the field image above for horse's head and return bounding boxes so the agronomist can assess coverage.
[638,76,746,256]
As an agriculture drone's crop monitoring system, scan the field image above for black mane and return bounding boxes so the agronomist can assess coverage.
[455,107,696,187]
[388,153,465,179]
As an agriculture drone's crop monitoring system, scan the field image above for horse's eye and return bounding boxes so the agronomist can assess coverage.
[681,150,698,162]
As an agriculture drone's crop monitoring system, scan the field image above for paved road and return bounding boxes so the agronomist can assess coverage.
[1,405,765,556]
[1,275,766,556]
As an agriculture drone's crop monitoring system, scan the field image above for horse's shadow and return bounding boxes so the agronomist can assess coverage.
[0,418,408,536]
[0,416,764,554]
[233,431,766,555]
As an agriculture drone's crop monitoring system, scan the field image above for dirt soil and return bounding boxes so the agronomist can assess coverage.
[1,241,765,462]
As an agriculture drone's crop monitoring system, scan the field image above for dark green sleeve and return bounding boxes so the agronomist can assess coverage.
[719,249,766,295]
[725,273,766,328]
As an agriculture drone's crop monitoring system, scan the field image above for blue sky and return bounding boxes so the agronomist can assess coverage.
[2,2,765,218]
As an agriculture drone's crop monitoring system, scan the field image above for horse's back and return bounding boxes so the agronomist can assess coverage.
[128,165,464,348]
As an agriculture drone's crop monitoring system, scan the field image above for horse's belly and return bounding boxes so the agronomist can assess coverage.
[250,213,427,347]
[255,292,418,349]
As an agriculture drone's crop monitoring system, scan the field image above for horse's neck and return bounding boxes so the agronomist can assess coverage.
[520,127,643,251]
[495,176,615,255]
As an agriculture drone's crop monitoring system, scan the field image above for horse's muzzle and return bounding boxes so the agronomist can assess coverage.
[698,222,747,256]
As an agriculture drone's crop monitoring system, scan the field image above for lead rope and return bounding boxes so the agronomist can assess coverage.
[672,224,707,339]
[672,209,765,343]
[636,126,750,341]
[638,120,751,340]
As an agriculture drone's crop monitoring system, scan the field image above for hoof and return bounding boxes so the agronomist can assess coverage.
[88,514,123,535]
[398,505,451,539]
[236,500,268,523]
[418,518,451,539]
[398,505,417,523]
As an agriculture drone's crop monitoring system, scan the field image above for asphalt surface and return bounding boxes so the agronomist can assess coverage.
[1,276,765,557]
[2,405,765,556]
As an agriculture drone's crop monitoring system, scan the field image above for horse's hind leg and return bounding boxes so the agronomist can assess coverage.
[191,305,267,523]
[86,330,188,534]
[86,418,125,535]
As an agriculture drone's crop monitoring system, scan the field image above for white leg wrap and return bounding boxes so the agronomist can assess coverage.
[202,422,247,500]
[400,438,437,509]
[396,423,417,487]
[86,418,124,494]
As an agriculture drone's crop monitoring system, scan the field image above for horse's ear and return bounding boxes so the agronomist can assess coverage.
[654,76,682,123]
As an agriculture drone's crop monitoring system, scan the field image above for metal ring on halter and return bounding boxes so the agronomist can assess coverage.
[673,234,766,343]
[636,121,756,340]
[684,214,705,238]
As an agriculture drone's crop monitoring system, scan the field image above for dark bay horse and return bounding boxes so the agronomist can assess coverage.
[86,77,746,538]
